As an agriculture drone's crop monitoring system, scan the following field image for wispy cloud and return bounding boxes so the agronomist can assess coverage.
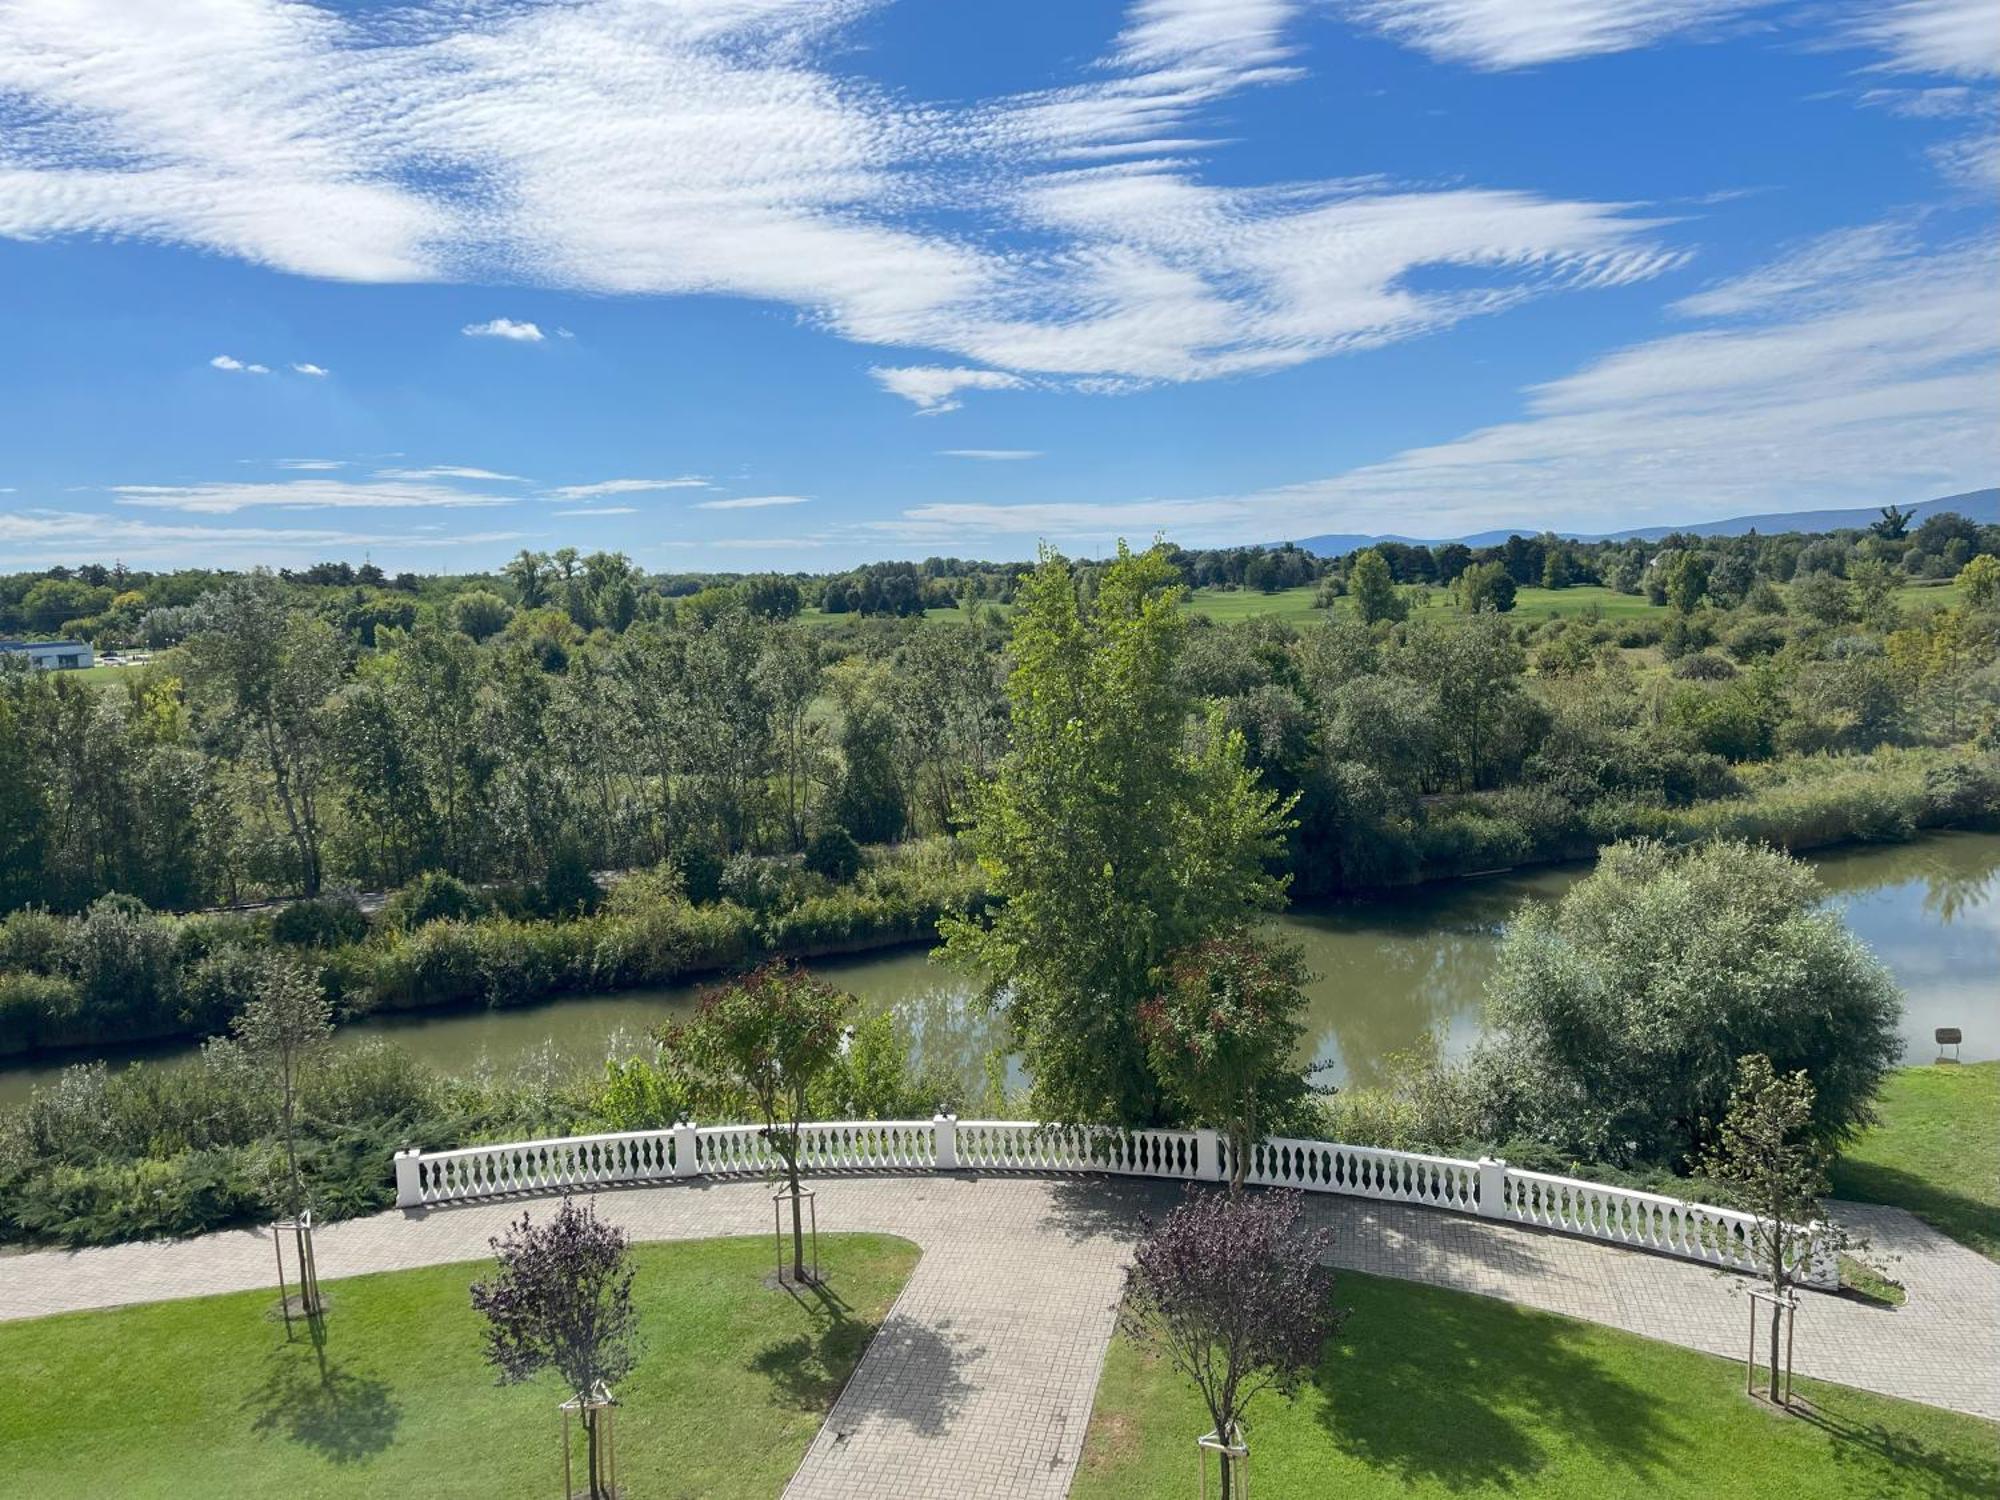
[462,318,545,342]
[110,478,521,514]
[290,361,329,376]
[882,226,1999,544]
[547,477,709,499]
[375,465,528,482]
[693,495,811,510]
[552,505,639,517]
[1851,0,1999,79]
[1336,0,1770,69]
[0,0,1684,413]
[0,510,527,567]
[940,449,1044,460]
[275,458,346,471]
[210,354,270,374]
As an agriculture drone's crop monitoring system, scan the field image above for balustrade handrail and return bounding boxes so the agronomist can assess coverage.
[391,1116,1835,1288]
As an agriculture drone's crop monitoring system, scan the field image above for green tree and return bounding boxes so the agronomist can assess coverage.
[448,589,514,642]
[1663,551,1711,614]
[1140,933,1316,1192]
[658,962,852,1282]
[1700,1054,1842,1407]
[1455,561,1516,614]
[1481,839,1902,1168]
[189,575,344,896]
[1956,553,2000,609]
[1347,549,1407,625]
[941,543,1292,1124]
[231,952,334,1218]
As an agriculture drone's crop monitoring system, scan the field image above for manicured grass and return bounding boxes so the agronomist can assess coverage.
[1831,1062,2000,1261]
[1187,585,1325,624]
[1,1233,918,1499]
[1074,1272,1997,1500]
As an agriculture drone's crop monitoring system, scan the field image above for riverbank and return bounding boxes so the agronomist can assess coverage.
[3,747,1995,1073]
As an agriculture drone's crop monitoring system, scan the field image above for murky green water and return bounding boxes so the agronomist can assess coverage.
[2,832,1994,1109]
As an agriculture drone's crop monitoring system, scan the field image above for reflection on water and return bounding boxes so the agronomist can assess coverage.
[2,832,1995,1108]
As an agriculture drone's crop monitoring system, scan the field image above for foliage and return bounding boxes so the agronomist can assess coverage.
[231,953,335,1215]
[1348,549,1407,625]
[657,961,853,1278]
[1478,839,1903,1169]
[942,544,1292,1124]
[1121,1187,1344,1496]
[269,892,367,949]
[1140,933,1317,1189]
[802,825,862,883]
[470,1197,640,1500]
[1455,561,1517,614]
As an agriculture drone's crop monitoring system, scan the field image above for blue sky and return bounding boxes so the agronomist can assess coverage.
[0,0,1994,573]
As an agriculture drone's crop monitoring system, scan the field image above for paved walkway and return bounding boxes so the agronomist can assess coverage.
[2,1175,1994,1498]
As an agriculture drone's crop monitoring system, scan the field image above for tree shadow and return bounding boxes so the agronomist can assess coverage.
[1314,1282,1684,1492]
[244,1316,401,1464]
[1826,1165,1998,1259]
[812,1314,981,1439]
[1796,1398,2000,1495]
[1037,1176,1176,1245]
[748,1279,867,1411]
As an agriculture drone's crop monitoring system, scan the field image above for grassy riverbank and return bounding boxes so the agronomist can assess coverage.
[1075,1272,1999,1500]
[1,1234,916,1499]
[1831,1062,2000,1261]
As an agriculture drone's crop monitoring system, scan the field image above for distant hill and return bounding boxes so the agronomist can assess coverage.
[1281,488,1998,558]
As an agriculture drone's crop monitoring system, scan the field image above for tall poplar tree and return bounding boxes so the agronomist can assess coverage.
[942,543,1291,1124]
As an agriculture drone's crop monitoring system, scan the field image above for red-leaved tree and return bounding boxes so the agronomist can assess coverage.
[1121,1188,1345,1499]
[470,1197,640,1500]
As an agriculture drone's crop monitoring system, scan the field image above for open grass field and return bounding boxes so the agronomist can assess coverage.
[1831,1061,1999,1261]
[1074,1271,1998,1500]
[0,1233,917,1500]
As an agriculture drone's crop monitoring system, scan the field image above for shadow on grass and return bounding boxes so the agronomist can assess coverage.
[1797,1397,2000,1496]
[749,1278,869,1411]
[1827,1161,1999,1260]
[244,1315,400,1464]
[1314,1285,1682,1493]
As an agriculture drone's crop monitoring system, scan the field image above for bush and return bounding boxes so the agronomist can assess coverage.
[65,894,179,1038]
[1671,651,1737,681]
[381,870,486,931]
[0,908,67,973]
[269,892,368,948]
[803,826,863,883]
[534,845,601,919]
[0,972,81,1053]
[671,844,725,905]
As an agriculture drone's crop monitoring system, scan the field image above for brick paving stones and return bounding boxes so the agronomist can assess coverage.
[1,1174,1992,1498]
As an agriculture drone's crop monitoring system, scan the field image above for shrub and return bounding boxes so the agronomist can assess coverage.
[0,972,82,1053]
[534,846,601,919]
[381,870,486,931]
[65,894,179,1037]
[670,844,725,905]
[269,892,368,949]
[803,826,863,883]
[179,943,265,1035]
[0,908,67,973]
[1671,651,1737,681]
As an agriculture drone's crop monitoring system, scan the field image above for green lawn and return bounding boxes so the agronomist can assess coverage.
[1,1233,918,1499]
[1074,1272,1998,1500]
[1831,1062,2000,1261]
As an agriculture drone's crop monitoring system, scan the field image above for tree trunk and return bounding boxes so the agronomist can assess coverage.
[789,1159,807,1283]
[584,1404,606,1500]
[1767,1298,1783,1407]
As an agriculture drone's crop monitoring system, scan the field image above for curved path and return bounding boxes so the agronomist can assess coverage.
[3,1175,1994,1499]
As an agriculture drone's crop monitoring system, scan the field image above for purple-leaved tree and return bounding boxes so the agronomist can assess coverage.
[470,1197,640,1499]
[1121,1188,1345,1499]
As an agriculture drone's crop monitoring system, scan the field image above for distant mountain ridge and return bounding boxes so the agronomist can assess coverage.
[1279,488,1998,559]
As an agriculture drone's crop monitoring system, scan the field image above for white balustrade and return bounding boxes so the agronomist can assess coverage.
[393,1117,1835,1288]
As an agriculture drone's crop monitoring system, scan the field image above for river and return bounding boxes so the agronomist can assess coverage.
[2,831,1994,1110]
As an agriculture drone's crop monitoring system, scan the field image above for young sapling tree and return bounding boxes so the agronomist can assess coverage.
[471,1197,640,1500]
[1122,1188,1345,1499]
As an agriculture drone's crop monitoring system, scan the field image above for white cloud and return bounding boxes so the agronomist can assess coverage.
[552,505,639,517]
[885,227,2000,544]
[693,495,811,510]
[461,317,546,342]
[1337,0,1770,69]
[0,510,527,568]
[707,537,824,548]
[110,478,521,514]
[940,449,1044,460]
[0,0,1683,413]
[547,476,710,498]
[275,458,346,471]
[210,354,270,374]
[374,465,528,482]
[872,367,1029,413]
[290,361,329,376]
[1851,0,2000,79]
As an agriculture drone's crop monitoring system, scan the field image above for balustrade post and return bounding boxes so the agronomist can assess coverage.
[1195,1128,1223,1183]
[1476,1156,1508,1219]
[933,1113,959,1171]
[672,1121,701,1180]
[393,1148,424,1209]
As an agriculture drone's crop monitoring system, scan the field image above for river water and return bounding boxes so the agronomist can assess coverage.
[2,831,1994,1109]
